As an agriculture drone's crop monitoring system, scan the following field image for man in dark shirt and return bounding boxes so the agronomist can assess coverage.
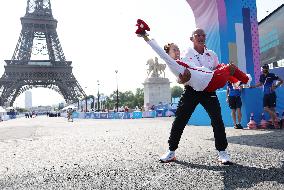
[250,64,283,128]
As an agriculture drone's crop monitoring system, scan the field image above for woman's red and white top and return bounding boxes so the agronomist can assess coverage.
[147,39,214,91]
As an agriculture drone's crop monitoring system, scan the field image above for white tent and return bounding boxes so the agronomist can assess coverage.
[5,106,14,110]
[62,105,77,111]
[0,106,6,113]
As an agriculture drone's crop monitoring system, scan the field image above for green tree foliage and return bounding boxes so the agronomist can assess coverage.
[134,88,144,108]
[104,88,144,110]
[15,107,29,113]
[171,86,183,98]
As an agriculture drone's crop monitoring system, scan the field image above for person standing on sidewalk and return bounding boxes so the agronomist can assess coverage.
[226,81,243,129]
[135,19,235,164]
[159,28,233,164]
[250,64,283,128]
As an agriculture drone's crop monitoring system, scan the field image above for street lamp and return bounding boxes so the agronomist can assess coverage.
[77,98,80,111]
[115,70,119,112]
[97,80,100,112]
[84,87,88,112]
[85,97,88,112]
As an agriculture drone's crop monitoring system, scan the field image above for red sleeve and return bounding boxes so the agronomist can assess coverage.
[215,63,226,70]
[176,60,189,68]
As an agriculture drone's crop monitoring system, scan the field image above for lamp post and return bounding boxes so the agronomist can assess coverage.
[84,87,88,112]
[115,70,119,112]
[77,98,79,111]
[97,80,100,112]
[85,98,87,112]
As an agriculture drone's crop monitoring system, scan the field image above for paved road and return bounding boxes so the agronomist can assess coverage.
[0,116,283,189]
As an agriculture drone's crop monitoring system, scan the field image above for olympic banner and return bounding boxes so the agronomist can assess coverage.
[186,0,222,59]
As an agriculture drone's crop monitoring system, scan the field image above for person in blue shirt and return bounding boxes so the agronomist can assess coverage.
[250,64,283,128]
[226,81,243,129]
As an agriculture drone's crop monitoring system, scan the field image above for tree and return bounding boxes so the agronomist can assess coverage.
[104,88,144,110]
[15,107,29,113]
[171,86,183,98]
[133,88,144,108]
[104,96,115,110]
[106,90,118,110]
[119,90,135,108]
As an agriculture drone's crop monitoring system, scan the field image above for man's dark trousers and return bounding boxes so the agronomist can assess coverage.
[168,85,228,151]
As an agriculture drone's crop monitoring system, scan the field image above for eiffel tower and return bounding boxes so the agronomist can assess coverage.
[0,0,86,106]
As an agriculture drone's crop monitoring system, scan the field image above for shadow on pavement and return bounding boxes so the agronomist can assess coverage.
[208,130,284,150]
[175,160,284,189]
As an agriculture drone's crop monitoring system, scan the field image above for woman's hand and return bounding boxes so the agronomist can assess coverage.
[228,62,236,76]
[178,69,191,84]
[135,19,150,37]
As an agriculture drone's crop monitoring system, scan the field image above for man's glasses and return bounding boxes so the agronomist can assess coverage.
[194,34,206,38]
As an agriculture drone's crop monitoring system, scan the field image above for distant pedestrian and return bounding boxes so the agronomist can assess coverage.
[67,108,73,122]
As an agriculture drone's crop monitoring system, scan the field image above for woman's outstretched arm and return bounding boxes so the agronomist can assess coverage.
[142,36,186,77]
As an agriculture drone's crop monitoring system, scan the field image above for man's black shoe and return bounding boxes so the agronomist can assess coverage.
[237,124,243,129]
[234,124,243,129]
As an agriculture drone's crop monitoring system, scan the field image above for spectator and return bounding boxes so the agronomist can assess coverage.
[250,64,283,128]
[124,106,129,112]
[226,81,243,129]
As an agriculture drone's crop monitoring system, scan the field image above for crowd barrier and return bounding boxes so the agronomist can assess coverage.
[66,109,177,120]
[0,114,25,122]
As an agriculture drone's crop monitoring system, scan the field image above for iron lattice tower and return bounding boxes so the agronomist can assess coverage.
[0,0,86,106]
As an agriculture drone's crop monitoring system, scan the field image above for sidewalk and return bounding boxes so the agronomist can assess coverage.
[0,116,283,189]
